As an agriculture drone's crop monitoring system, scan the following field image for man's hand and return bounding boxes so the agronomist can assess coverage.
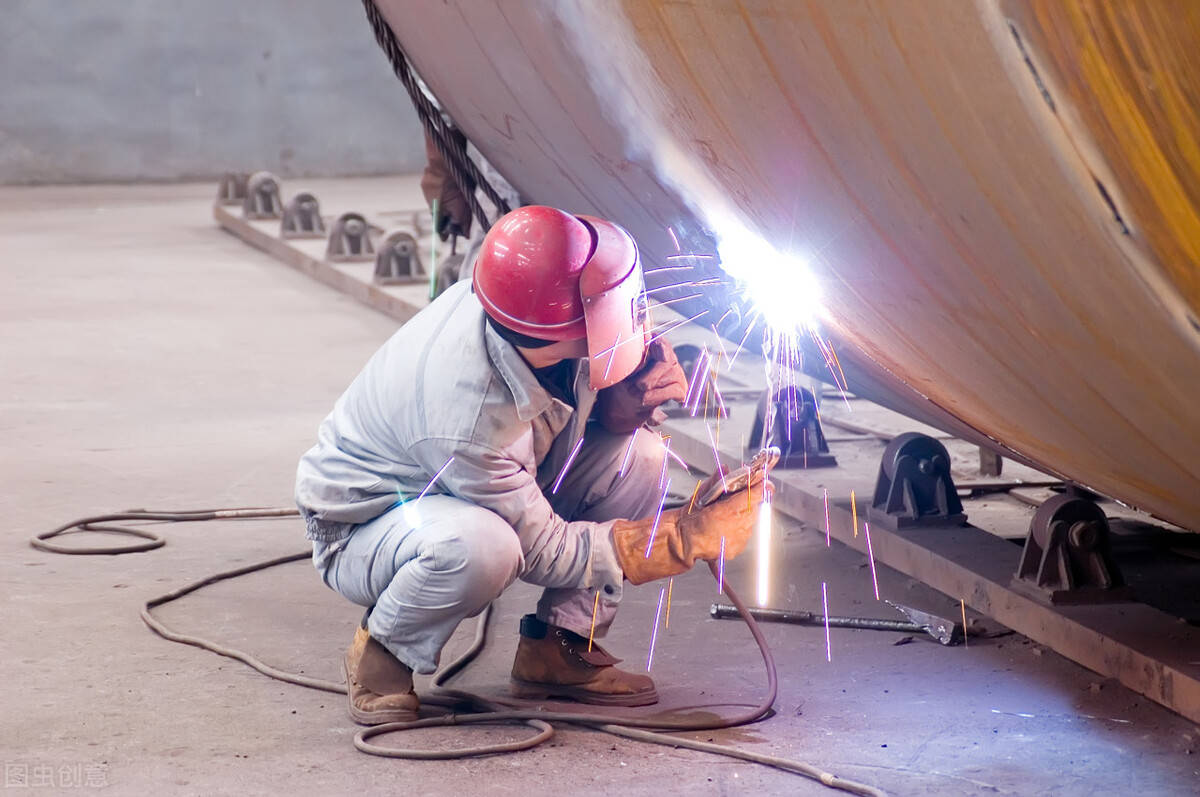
[611,477,772,585]
[419,130,474,240]
[595,340,688,434]
[678,472,770,562]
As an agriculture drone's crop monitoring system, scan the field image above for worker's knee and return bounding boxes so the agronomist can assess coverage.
[417,508,524,604]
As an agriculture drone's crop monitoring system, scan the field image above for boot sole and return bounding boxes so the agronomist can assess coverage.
[343,658,420,726]
[509,678,659,707]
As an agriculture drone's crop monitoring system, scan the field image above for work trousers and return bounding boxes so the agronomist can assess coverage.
[313,427,666,674]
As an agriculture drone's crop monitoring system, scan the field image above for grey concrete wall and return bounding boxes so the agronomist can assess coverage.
[0,1,427,183]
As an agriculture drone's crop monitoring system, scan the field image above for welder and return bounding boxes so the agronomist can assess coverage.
[296,205,768,725]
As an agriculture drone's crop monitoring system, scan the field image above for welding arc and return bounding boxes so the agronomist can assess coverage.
[32,511,885,796]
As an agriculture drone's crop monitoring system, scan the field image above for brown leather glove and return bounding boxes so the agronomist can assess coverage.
[419,129,474,240]
[611,472,771,585]
[595,340,688,434]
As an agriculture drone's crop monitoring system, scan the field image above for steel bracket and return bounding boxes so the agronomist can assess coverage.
[216,172,248,205]
[281,192,326,239]
[869,432,966,529]
[1014,492,1133,604]
[747,385,836,468]
[374,229,424,284]
[326,212,375,262]
[243,171,282,220]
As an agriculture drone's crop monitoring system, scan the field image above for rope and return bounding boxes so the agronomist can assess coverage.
[361,0,512,232]
[31,509,886,794]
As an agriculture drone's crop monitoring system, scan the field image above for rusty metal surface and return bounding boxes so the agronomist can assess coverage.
[375,0,1200,531]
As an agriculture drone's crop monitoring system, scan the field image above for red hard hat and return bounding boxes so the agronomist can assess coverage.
[474,206,648,389]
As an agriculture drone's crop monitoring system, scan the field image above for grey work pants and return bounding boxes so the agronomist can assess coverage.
[312,427,666,673]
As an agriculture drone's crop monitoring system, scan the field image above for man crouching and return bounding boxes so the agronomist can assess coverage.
[296,206,767,724]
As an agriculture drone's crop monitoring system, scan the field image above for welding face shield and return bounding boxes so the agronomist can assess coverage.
[577,215,650,389]
[473,206,649,389]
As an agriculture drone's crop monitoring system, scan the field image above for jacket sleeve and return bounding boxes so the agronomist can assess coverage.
[408,436,624,597]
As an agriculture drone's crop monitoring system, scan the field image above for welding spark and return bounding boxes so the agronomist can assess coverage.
[822,581,832,662]
[615,311,705,358]
[756,497,772,606]
[602,331,621,382]
[643,479,671,558]
[645,310,708,348]
[619,434,638,478]
[403,455,456,526]
[416,456,455,502]
[709,324,731,364]
[644,265,696,276]
[825,336,854,410]
[728,312,760,368]
[689,354,714,416]
[665,252,716,261]
[644,280,697,296]
[718,535,726,594]
[653,292,705,309]
[827,340,849,390]
[551,435,586,494]
[647,585,667,671]
[593,307,698,361]
[658,437,671,490]
[864,521,880,601]
[810,331,842,391]
[851,489,859,538]
[810,332,852,411]
[823,488,831,547]
[664,442,690,473]
[961,599,969,649]
[588,590,600,652]
[665,577,674,629]
[666,226,680,251]
[712,380,728,420]
[682,346,710,408]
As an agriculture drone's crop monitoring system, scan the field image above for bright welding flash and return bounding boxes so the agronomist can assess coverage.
[713,222,824,339]
[756,496,772,606]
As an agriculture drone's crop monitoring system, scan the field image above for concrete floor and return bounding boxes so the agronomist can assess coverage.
[3,181,1199,796]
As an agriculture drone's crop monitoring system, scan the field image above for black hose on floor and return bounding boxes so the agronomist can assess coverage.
[32,509,886,796]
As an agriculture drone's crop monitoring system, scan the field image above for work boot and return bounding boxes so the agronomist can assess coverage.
[509,614,658,706]
[343,626,419,725]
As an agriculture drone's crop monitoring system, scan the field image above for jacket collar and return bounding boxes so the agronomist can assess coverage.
[484,321,558,423]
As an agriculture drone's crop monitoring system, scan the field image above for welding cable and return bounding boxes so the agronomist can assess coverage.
[30,507,300,555]
[32,511,886,797]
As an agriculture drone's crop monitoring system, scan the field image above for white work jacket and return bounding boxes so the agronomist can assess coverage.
[294,281,623,592]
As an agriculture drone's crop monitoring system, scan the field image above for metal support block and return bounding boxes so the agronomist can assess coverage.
[747,385,836,468]
[280,193,326,239]
[374,229,424,284]
[243,171,283,220]
[979,446,1003,477]
[216,172,248,205]
[869,432,966,529]
[326,212,375,262]
[1014,492,1133,604]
